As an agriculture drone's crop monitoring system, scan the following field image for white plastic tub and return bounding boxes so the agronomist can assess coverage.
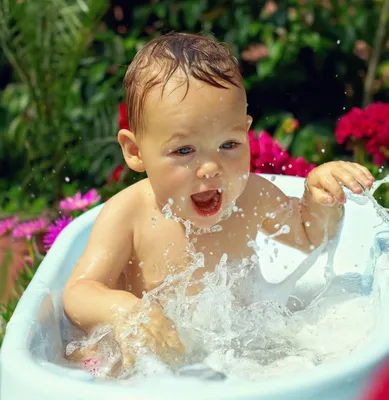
[1,175,389,400]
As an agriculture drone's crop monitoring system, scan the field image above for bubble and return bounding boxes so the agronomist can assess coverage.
[205,174,210,179]
[305,221,311,227]
[181,197,186,201]
[139,262,144,268]
[232,206,239,212]
[168,198,174,205]
[337,40,341,44]
[242,174,248,180]
[270,175,276,182]
[217,188,222,193]
[65,176,70,182]
[321,149,325,153]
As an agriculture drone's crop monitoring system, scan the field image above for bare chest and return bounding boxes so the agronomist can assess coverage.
[125,212,258,297]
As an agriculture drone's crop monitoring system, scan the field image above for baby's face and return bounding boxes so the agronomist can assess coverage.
[138,75,252,229]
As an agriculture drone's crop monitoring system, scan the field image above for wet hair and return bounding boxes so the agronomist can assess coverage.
[123,32,243,134]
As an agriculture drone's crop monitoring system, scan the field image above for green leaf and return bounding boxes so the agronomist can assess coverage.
[291,124,336,164]
[0,249,12,302]
[256,41,284,79]
[88,60,108,83]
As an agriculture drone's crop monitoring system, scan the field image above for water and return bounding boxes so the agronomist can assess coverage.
[64,178,389,382]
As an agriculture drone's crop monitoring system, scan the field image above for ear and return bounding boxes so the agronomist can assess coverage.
[246,115,253,132]
[117,129,145,172]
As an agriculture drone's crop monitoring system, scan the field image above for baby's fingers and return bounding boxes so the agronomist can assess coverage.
[330,165,365,195]
[312,174,345,205]
[343,162,374,188]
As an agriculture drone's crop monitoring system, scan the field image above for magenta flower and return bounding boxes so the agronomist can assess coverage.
[43,216,73,251]
[12,218,49,240]
[249,130,315,178]
[335,102,389,165]
[0,216,19,237]
[59,189,101,213]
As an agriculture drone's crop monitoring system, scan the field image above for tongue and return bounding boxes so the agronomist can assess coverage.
[191,190,217,203]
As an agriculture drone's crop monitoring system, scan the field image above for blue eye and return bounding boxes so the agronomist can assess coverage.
[220,141,238,149]
[175,147,193,155]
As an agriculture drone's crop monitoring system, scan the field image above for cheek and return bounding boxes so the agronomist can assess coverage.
[151,164,192,200]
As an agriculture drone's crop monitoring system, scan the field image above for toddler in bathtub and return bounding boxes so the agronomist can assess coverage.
[63,32,374,377]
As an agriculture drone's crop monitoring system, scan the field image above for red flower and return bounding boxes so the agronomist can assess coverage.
[335,102,389,165]
[108,165,126,182]
[362,360,389,400]
[119,103,129,130]
[249,130,315,178]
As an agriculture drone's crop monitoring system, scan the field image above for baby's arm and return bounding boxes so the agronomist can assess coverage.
[250,161,374,252]
[63,195,139,331]
[63,189,184,372]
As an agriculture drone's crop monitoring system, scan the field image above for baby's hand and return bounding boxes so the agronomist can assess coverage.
[113,302,185,372]
[306,161,374,206]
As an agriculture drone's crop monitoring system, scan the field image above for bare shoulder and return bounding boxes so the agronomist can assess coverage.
[98,178,151,226]
[65,178,152,286]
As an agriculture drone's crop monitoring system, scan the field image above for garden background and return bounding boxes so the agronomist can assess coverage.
[0,0,389,345]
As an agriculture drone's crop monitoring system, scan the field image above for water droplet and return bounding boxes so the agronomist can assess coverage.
[305,221,311,227]
[321,148,325,153]
[337,40,340,45]
[65,176,70,182]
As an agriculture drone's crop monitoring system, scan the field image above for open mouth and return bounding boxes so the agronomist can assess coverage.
[191,190,222,216]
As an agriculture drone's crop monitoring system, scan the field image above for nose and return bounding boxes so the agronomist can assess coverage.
[196,160,222,179]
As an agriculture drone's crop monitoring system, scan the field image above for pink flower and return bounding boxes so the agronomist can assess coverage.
[59,189,101,213]
[43,216,73,251]
[283,156,316,177]
[12,218,49,240]
[0,216,18,237]
[249,130,315,178]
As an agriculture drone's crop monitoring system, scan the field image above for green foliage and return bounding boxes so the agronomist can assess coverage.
[125,0,387,136]
[0,252,40,347]
[0,0,123,205]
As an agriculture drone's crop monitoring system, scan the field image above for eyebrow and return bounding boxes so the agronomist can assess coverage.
[163,124,246,147]
[163,132,192,147]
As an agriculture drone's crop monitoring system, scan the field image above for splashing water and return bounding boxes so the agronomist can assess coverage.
[64,178,389,382]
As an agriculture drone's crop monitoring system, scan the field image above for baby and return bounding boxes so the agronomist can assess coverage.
[63,32,374,375]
